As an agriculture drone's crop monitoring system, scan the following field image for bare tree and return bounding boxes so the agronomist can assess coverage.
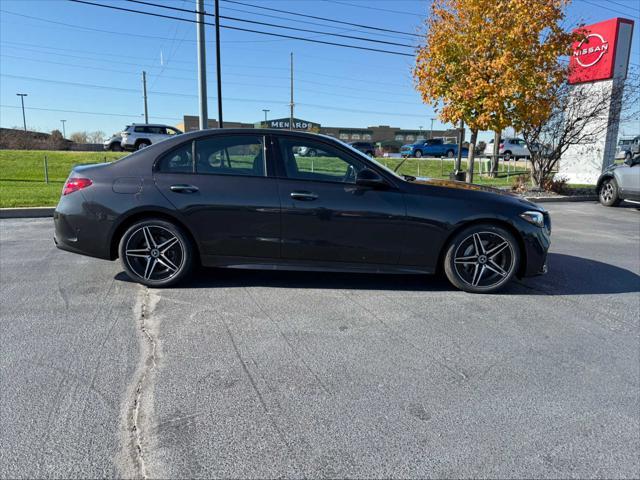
[521,71,640,188]
[87,131,106,144]
[69,131,88,143]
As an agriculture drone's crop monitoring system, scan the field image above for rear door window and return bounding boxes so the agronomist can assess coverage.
[195,135,265,177]
[156,142,193,173]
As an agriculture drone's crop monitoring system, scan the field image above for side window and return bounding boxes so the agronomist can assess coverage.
[134,126,145,133]
[195,135,265,177]
[279,138,364,183]
[156,141,193,173]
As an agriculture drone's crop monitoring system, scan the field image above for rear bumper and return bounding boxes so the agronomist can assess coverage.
[54,194,114,260]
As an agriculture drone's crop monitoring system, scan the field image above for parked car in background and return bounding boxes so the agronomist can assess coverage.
[597,153,640,206]
[615,135,640,161]
[103,134,122,152]
[400,138,467,158]
[53,129,550,294]
[348,141,375,157]
[120,124,182,151]
[484,138,530,160]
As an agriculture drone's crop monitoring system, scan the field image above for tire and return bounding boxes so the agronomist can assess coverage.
[307,149,317,157]
[110,143,122,152]
[599,177,621,207]
[414,149,423,158]
[443,224,520,293]
[624,151,632,161]
[503,151,512,161]
[118,219,194,287]
[136,140,151,150]
[366,151,374,157]
[446,149,455,158]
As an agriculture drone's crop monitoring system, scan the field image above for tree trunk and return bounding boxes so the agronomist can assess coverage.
[454,119,464,174]
[465,129,478,183]
[490,130,500,178]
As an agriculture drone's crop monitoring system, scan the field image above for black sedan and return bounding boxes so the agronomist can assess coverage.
[54,129,550,293]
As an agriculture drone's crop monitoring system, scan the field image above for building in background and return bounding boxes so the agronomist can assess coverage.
[178,115,461,147]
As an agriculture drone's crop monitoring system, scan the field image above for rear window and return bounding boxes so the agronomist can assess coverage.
[156,142,193,173]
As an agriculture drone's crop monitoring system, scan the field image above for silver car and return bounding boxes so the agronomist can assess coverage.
[597,154,640,206]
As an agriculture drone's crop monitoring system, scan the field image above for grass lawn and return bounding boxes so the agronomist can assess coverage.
[0,150,127,207]
[0,150,541,208]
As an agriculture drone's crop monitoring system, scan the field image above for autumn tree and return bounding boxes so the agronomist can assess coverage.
[414,0,576,183]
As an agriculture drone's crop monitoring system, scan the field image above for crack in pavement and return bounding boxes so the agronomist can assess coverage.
[121,286,161,479]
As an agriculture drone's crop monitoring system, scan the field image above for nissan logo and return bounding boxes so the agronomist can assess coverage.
[573,33,609,68]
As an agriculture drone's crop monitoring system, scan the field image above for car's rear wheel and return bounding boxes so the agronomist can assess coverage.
[444,224,520,293]
[414,150,422,158]
[110,143,122,152]
[624,151,632,161]
[118,219,194,287]
[599,178,621,207]
[446,149,455,158]
[136,140,151,150]
[503,151,512,161]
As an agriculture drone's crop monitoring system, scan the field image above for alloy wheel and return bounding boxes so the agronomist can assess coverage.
[453,231,515,289]
[124,225,184,281]
[600,181,614,203]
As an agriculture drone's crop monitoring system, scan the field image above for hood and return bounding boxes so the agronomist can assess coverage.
[408,177,544,210]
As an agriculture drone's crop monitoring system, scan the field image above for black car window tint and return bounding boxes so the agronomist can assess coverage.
[280,138,363,183]
[156,142,193,173]
[195,136,264,177]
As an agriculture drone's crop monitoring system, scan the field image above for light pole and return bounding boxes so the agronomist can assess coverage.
[262,109,270,125]
[429,118,435,139]
[60,120,67,138]
[16,93,27,131]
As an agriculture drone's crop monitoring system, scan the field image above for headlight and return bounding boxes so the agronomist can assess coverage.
[519,211,544,227]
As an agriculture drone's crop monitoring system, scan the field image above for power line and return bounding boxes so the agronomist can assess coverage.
[0,104,181,121]
[576,0,640,15]
[322,0,426,17]
[577,0,640,18]
[125,0,416,48]
[67,0,414,57]
[219,0,421,38]
[2,73,430,118]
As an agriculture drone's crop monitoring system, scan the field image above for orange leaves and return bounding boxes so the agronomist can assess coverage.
[413,0,575,133]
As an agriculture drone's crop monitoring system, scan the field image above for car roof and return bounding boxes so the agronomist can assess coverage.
[175,128,341,141]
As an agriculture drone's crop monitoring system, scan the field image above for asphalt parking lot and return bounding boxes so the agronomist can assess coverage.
[1,202,638,479]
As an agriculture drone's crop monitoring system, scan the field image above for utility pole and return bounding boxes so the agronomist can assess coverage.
[430,118,435,139]
[262,109,270,126]
[214,0,223,128]
[142,71,149,123]
[196,0,208,130]
[16,93,27,131]
[60,120,66,138]
[289,52,294,130]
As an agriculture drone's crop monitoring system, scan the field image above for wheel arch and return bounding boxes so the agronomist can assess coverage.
[134,138,152,147]
[596,173,615,192]
[437,218,528,278]
[109,209,200,262]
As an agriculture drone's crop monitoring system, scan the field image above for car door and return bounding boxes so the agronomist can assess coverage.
[274,135,406,265]
[153,133,281,260]
[616,160,640,201]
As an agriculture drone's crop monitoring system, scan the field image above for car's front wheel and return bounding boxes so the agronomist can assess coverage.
[443,224,520,293]
[136,140,151,150]
[599,177,621,207]
[414,150,422,158]
[118,219,194,287]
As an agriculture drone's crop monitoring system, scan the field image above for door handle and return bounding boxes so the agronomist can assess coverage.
[170,184,199,193]
[290,191,318,201]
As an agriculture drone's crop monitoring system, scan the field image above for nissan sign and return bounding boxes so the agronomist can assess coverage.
[569,18,635,84]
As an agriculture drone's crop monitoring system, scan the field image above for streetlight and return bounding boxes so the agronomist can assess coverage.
[60,120,67,138]
[430,118,435,139]
[262,109,270,125]
[16,93,27,131]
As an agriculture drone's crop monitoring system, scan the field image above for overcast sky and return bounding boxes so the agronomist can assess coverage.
[1,0,638,142]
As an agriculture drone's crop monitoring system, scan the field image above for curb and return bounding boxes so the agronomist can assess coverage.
[0,207,55,219]
[524,195,597,203]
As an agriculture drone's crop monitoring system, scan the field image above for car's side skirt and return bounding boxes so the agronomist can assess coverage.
[201,255,434,275]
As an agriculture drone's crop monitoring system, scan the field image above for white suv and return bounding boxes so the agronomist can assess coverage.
[485,138,530,160]
[120,124,182,151]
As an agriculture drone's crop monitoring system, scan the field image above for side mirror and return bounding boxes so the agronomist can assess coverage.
[356,168,389,188]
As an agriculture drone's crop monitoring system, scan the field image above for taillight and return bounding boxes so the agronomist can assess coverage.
[499,143,504,149]
[63,177,93,195]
